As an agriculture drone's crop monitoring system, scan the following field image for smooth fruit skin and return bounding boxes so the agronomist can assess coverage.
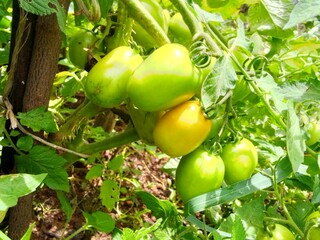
[257,224,295,240]
[153,101,212,157]
[84,46,143,108]
[175,146,225,202]
[221,138,258,185]
[305,211,320,240]
[132,0,167,49]
[306,122,320,146]
[127,101,163,145]
[168,12,192,47]
[127,43,201,112]
[69,30,99,69]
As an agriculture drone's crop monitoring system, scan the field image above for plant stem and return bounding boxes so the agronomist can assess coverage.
[64,224,88,240]
[79,127,140,154]
[120,0,170,46]
[170,0,203,36]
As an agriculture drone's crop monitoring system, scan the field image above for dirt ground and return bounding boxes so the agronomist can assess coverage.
[31,146,173,239]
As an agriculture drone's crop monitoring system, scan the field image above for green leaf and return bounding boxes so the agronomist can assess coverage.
[0,231,10,240]
[18,0,66,33]
[56,190,73,222]
[286,101,305,173]
[17,106,58,133]
[86,164,103,180]
[21,222,36,240]
[284,0,320,29]
[231,215,246,240]
[231,18,253,52]
[248,0,294,38]
[312,174,320,204]
[16,135,34,152]
[83,211,115,233]
[0,173,47,211]
[108,154,124,171]
[201,54,237,110]
[100,179,119,211]
[16,145,69,191]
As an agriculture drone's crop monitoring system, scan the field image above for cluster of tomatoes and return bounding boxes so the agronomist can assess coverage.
[67,0,261,205]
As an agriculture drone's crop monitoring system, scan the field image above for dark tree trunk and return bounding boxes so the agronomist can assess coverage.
[2,0,70,239]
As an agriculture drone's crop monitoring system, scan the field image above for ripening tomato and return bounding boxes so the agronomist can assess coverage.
[132,0,167,49]
[127,43,201,112]
[153,100,212,157]
[175,146,225,202]
[68,30,100,69]
[256,224,295,240]
[84,46,143,108]
[306,122,320,146]
[221,138,258,184]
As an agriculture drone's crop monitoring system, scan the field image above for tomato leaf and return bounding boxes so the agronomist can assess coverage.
[284,0,320,29]
[86,164,103,180]
[100,179,120,211]
[201,54,237,110]
[83,211,115,233]
[286,100,305,172]
[16,145,69,191]
[56,190,73,222]
[312,176,320,204]
[17,106,58,133]
[230,18,253,52]
[231,215,246,240]
[0,173,47,211]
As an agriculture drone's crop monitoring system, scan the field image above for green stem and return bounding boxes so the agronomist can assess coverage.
[120,0,170,46]
[50,99,104,143]
[107,0,134,51]
[170,0,203,36]
[64,224,88,240]
[79,127,140,154]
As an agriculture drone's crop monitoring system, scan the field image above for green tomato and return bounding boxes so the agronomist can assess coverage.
[132,0,167,49]
[68,30,100,69]
[127,101,163,145]
[305,211,320,240]
[257,224,295,240]
[194,0,229,10]
[168,12,192,47]
[84,46,143,108]
[306,122,320,146]
[153,100,212,157]
[127,43,201,112]
[175,146,225,202]
[221,138,258,185]
[232,76,252,103]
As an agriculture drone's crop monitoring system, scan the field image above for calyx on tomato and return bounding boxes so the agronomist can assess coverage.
[68,29,100,69]
[256,224,295,240]
[175,145,225,202]
[127,43,201,112]
[152,100,212,157]
[84,46,143,108]
[132,0,167,49]
[221,138,258,185]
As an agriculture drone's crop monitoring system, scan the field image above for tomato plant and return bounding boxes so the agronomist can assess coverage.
[68,29,100,69]
[175,146,225,202]
[256,224,295,240]
[306,122,320,146]
[132,0,167,49]
[84,46,143,108]
[127,43,201,112]
[168,12,192,47]
[221,138,258,185]
[153,100,212,157]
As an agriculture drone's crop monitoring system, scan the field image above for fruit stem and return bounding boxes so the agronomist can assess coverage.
[50,99,104,143]
[107,0,134,52]
[120,0,170,46]
[79,127,140,154]
[169,0,203,36]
